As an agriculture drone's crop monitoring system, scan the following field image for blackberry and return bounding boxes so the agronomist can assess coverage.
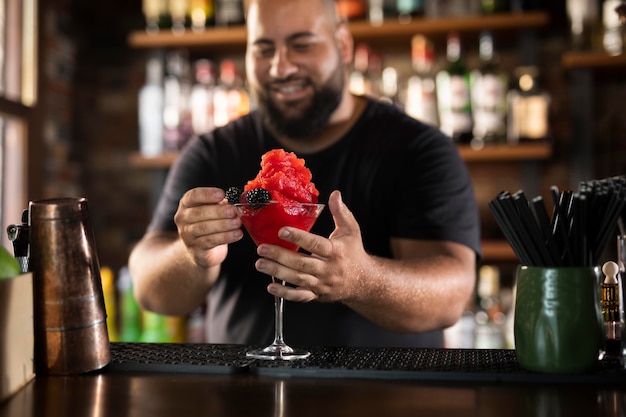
[245,188,271,208]
[225,186,242,204]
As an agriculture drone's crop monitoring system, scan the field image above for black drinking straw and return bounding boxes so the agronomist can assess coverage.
[512,191,553,266]
[531,196,562,266]
[490,175,626,268]
[489,195,533,265]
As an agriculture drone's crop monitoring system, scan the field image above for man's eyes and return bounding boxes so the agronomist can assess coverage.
[253,42,315,57]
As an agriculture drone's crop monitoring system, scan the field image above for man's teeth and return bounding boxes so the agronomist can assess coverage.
[278,85,303,93]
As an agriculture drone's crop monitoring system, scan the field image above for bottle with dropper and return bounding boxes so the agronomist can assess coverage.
[601,260,622,359]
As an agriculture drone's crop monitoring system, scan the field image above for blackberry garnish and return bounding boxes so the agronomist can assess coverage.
[226,186,242,204]
[246,188,271,208]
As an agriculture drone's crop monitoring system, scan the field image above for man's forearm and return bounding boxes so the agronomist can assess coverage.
[128,232,218,316]
[342,250,475,334]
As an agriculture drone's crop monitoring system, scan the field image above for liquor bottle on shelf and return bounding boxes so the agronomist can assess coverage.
[425,0,481,17]
[163,49,193,151]
[481,0,510,14]
[566,0,602,50]
[380,66,400,108]
[169,0,190,34]
[118,267,142,342]
[138,52,164,157]
[396,0,424,23]
[142,0,171,33]
[473,265,506,349]
[190,59,217,135]
[602,0,624,56]
[405,34,438,127]
[368,0,397,25]
[335,0,367,21]
[349,43,374,97]
[469,31,508,147]
[435,32,473,143]
[213,59,250,127]
[215,0,244,26]
[506,66,550,144]
[189,0,215,31]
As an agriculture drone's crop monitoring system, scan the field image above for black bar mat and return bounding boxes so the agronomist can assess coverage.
[106,342,626,384]
[106,342,253,374]
[250,346,626,384]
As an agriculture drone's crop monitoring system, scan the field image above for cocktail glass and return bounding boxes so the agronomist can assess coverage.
[235,201,324,360]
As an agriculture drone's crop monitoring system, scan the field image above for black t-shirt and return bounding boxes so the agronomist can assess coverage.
[148,98,481,348]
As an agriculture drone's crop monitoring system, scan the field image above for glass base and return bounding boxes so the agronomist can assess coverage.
[246,343,310,361]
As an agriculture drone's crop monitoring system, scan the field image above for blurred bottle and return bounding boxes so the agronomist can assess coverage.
[100,267,119,342]
[506,66,550,143]
[118,267,142,342]
[380,67,400,107]
[405,34,439,126]
[436,32,473,143]
[481,0,510,13]
[335,0,367,21]
[169,0,190,34]
[368,0,397,25]
[469,31,508,147]
[349,43,375,97]
[602,0,625,56]
[186,304,207,342]
[189,0,215,31]
[138,53,165,157]
[163,49,193,151]
[140,311,172,343]
[190,59,217,135]
[425,0,481,17]
[143,0,171,33]
[473,265,506,349]
[215,0,244,26]
[213,59,250,127]
[396,0,424,23]
[566,0,602,50]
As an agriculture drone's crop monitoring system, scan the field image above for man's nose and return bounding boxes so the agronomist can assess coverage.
[269,47,298,79]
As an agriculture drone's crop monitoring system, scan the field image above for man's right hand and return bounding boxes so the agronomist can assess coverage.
[174,187,244,269]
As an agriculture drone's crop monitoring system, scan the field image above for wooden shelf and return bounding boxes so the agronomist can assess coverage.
[481,240,517,262]
[129,142,551,169]
[128,11,549,50]
[562,51,626,69]
[458,142,551,162]
[128,152,178,169]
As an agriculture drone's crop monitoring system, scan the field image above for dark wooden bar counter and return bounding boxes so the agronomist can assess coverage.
[2,343,626,416]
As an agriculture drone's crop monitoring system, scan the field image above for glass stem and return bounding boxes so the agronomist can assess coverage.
[272,277,285,346]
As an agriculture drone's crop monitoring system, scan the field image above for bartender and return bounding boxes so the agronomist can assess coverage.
[128,0,481,348]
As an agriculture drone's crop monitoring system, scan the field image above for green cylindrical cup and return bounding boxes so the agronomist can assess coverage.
[514,266,603,373]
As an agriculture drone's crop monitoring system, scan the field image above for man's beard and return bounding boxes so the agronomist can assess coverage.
[255,64,344,140]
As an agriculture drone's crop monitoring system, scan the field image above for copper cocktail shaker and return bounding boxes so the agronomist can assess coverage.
[29,197,110,375]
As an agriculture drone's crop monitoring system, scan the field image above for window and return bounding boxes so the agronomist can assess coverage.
[0,0,37,249]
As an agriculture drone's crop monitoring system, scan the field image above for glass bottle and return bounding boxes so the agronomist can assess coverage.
[143,0,171,33]
[435,32,473,143]
[190,59,217,135]
[481,0,510,14]
[396,0,424,23]
[405,34,438,126]
[163,49,193,151]
[335,0,367,21]
[469,31,508,146]
[506,66,550,143]
[138,53,164,157]
[189,0,215,32]
[169,0,190,34]
[213,59,250,127]
[349,43,374,97]
[215,0,244,26]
